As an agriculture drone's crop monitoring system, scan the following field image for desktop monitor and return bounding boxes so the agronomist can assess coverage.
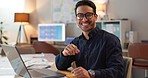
[38,24,65,41]
[64,37,74,45]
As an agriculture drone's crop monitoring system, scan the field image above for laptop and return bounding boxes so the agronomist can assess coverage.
[1,44,66,78]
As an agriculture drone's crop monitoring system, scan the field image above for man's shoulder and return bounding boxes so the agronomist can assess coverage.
[98,29,120,42]
[101,30,118,38]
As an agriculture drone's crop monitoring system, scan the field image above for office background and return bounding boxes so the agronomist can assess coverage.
[0,0,148,44]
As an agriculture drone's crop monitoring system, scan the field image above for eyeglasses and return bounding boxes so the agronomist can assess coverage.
[76,12,94,20]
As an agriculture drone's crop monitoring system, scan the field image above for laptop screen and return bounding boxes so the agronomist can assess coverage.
[1,44,31,78]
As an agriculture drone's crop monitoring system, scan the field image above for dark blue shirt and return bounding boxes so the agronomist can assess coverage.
[56,27,124,78]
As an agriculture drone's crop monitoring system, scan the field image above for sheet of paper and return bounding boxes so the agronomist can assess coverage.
[0,69,16,75]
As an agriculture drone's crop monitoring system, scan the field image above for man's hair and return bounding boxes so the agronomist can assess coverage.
[75,0,96,15]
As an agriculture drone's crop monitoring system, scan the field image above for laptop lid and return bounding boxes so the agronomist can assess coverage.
[1,44,31,78]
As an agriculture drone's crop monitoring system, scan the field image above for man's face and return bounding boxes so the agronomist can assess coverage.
[76,5,98,33]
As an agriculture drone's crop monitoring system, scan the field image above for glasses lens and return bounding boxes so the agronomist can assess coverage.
[76,13,84,20]
[85,13,94,19]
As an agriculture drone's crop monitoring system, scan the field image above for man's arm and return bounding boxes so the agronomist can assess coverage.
[55,52,74,70]
[56,44,80,70]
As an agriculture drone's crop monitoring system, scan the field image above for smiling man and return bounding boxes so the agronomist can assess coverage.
[55,1,124,78]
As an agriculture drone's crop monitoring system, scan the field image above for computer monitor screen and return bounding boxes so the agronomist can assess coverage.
[38,24,65,41]
[64,37,75,45]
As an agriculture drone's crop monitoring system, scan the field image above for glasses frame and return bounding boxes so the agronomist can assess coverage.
[76,12,95,20]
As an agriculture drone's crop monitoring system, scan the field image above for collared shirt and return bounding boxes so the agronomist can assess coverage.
[56,27,124,78]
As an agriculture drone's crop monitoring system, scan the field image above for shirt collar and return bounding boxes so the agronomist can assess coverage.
[79,27,100,40]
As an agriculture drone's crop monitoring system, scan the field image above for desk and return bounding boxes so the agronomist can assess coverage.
[0,54,76,78]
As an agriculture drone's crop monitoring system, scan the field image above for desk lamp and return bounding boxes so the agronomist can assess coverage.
[14,13,29,44]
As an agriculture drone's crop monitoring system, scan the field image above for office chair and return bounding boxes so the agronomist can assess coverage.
[32,41,60,55]
[128,43,148,78]
[14,43,35,54]
[123,56,133,78]
[16,45,36,54]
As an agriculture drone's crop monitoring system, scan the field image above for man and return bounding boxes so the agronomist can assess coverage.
[56,0,124,78]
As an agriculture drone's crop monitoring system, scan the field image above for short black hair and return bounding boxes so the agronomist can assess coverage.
[75,0,96,15]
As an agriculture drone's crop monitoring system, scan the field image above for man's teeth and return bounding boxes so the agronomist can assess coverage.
[82,23,89,26]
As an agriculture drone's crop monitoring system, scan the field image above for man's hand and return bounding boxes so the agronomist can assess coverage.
[71,67,90,78]
[62,44,80,56]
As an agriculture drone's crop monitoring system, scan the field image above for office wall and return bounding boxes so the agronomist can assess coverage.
[36,0,52,24]
[24,0,37,42]
[108,0,148,42]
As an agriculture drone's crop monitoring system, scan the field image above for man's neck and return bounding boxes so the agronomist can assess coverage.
[83,32,89,40]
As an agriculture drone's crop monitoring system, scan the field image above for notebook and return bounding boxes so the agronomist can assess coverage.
[1,44,66,78]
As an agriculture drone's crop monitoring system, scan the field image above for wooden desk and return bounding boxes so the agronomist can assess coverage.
[59,70,76,78]
[0,53,76,78]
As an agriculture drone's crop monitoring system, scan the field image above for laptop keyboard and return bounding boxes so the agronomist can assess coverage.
[29,69,48,77]
[29,69,66,78]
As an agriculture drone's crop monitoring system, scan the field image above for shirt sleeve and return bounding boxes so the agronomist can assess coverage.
[55,52,75,70]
